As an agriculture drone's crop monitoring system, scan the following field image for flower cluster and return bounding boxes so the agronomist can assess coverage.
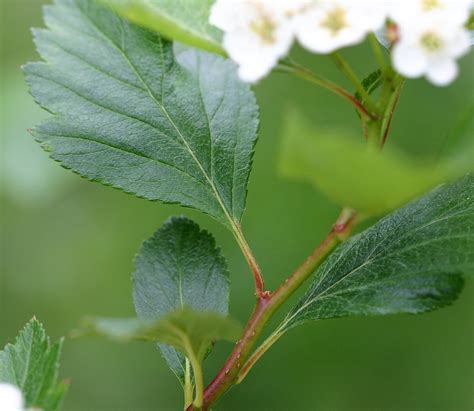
[210,0,473,85]
[390,0,472,86]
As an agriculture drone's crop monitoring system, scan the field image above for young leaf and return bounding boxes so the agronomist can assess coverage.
[100,0,224,54]
[25,0,258,228]
[79,308,241,363]
[0,318,67,411]
[355,69,382,103]
[277,174,473,334]
[133,216,230,383]
[279,110,473,215]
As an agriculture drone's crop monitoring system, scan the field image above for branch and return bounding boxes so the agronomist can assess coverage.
[331,52,379,115]
[277,62,377,120]
[232,222,265,297]
[381,78,405,146]
[187,208,357,410]
[368,33,389,74]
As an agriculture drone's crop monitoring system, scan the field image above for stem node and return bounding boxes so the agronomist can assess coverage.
[189,208,357,410]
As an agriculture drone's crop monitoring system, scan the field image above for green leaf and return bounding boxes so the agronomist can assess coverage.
[277,174,474,334]
[25,0,258,227]
[355,69,382,102]
[0,318,67,411]
[133,216,230,383]
[79,308,241,361]
[100,0,224,54]
[278,110,473,214]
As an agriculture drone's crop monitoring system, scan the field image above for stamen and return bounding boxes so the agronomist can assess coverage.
[321,7,348,35]
[421,0,440,11]
[420,31,443,51]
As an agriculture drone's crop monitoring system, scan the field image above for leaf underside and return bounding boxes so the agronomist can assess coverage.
[279,174,474,333]
[25,0,258,227]
[0,319,67,411]
[133,216,230,383]
[81,308,241,364]
[279,110,473,214]
[100,0,223,54]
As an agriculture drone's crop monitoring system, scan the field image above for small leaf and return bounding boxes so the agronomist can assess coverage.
[25,0,258,227]
[0,318,67,411]
[278,174,474,334]
[355,69,382,102]
[79,308,241,365]
[133,216,230,383]
[278,109,473,215]
[100,0,224,54]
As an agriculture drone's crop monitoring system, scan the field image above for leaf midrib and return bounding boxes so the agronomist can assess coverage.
[35,29,212,184]
[312,206,472,296]
[78,8,236,227]
[280,205,474,331]
[19,326,37,389]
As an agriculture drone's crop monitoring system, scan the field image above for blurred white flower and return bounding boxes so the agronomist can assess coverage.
[392,12,471,85]
[0,384,24,411]
[293,0,388,54]
[210,0,301,82]
[210,0,472,85]
[388,0,473,26]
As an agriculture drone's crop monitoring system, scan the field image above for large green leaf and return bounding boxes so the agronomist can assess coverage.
[0,318,67,411]
[100,0,223,54]
[277,174,474,334]
[79,308,241,363]
[279,110,473,215]
[25,0,258,227]
[133,216,230,383]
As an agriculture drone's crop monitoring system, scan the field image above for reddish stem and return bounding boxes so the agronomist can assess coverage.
[278,63,377,120]
[187,208,357,410]
[381,81,404,147]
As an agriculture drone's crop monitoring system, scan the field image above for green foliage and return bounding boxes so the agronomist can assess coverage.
[279,110,473,214]
[100,0,223,54]
[133,216,230,383]
[79,308,241,363]
[24,0,258,227]
[355,69,382,102]
[17,1,474,408]
[278,174,474,333]
[0,318,67,411]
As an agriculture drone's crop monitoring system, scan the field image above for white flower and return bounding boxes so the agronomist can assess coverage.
[210,0,301,82]
[388,0,473,26]
[293,0,388,54]
[0,384,24,411]
[392,12,471,86]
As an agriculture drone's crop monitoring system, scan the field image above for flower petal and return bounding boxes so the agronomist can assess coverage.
[0,383,24,411]
[426,59,459,86]
[392,43,428,78]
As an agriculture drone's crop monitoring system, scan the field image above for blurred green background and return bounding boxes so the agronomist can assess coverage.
[1,1,473,410]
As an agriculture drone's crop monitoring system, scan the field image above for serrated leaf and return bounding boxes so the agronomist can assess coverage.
[133,216,230,383]
[100,0,223,54]
[0,318,67,411]
[278,174,474,334]
[278,109,473,215]
[79,308,241,368]
[25,0,258,227]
